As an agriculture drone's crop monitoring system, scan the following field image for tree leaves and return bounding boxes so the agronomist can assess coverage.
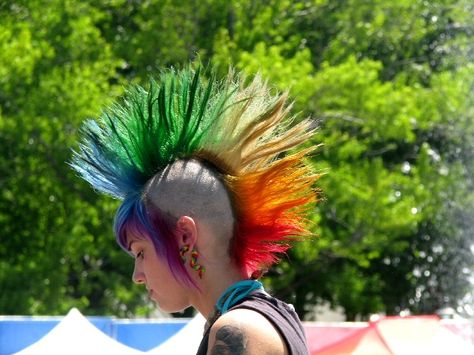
[1,0,472,320]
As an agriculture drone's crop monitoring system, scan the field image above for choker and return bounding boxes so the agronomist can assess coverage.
[204,279,264,334]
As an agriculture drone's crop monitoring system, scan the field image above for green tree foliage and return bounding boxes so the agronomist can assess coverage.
[0,0,146,316]
[1,0,472,320]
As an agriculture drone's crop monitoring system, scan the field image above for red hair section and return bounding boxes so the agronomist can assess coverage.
[225,150,319,277]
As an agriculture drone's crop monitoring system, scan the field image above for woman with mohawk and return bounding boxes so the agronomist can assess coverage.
[71,66,318,354]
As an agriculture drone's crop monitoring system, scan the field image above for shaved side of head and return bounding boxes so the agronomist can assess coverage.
[143,159,235,251]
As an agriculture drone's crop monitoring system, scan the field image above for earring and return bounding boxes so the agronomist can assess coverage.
[179,245,189,264]
[190,247,205,279]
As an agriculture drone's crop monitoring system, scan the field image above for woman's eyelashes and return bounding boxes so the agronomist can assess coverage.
[136,250,144,259]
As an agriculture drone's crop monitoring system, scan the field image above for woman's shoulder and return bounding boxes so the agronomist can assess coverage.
[207,308,289,355]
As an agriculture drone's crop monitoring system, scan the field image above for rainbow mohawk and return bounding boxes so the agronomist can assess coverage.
[71,66,319,278]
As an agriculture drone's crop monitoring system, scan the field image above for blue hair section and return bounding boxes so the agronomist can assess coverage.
[71,119,146,199]
[114,193,197,288]
[114,193,143,253]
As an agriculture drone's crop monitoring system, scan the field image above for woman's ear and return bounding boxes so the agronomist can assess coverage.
[176,216,198,247]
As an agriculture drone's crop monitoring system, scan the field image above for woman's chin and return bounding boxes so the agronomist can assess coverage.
[155,300,190,314]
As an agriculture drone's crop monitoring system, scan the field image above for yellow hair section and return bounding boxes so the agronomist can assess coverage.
[198,75,315,174]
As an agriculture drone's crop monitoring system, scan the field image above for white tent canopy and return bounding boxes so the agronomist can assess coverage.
[15,308,144,355]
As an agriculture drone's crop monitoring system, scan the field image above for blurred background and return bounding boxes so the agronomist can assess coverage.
[0,0,473,323]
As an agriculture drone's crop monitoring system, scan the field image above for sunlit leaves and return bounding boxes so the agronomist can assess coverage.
[0,0,472,320]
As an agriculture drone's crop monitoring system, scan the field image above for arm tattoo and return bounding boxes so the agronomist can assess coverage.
[210,325,247,355]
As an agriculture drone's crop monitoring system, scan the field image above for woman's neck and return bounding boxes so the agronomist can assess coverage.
[191,262,245,320]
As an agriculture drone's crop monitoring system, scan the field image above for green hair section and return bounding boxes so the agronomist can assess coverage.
[71,67,235,199]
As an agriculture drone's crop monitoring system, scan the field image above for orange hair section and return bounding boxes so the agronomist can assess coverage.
[225,148,320,277]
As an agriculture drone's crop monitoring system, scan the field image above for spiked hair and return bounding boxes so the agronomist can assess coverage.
[71,66,319,285]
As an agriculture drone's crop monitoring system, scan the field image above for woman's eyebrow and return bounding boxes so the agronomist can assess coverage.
[127,240,135,252]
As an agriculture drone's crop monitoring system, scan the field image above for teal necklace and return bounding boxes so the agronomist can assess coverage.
[204,279,264,333]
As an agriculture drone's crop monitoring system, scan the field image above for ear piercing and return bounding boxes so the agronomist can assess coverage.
[179,245,205,278]
[179,245,190,264]
[190,247,205,279]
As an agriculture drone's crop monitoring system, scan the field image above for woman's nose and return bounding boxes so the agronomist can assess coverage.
[132,263,145,284]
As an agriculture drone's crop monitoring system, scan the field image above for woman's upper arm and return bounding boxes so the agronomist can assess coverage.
[206,309,288,355]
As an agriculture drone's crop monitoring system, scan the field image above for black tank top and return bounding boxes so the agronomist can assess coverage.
[196,291,310,354]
